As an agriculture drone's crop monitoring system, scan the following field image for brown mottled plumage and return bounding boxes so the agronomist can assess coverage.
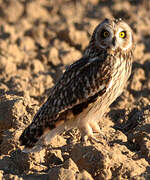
[19,18,134,152]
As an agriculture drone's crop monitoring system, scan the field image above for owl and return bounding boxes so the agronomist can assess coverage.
[19,18,134,153]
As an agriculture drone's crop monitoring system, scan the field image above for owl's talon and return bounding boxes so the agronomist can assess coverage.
[80,134,104,145]
[88,135,104,145]
[94,132,107,141]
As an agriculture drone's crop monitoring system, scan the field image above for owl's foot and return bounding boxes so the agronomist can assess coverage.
[89,134,103,144]
[89,121,107,141]
[80,132,104,145]
[79,122,105,145]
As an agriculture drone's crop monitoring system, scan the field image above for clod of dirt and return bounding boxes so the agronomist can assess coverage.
[2,0,24,23]
[26,1,49,21]
[0,57,17,74]
[76,170,94,180]
[49,47,61,66]
[48,167,76,180]
[52,39,82,65]
[30,59,45,73]
[48,167,93,180]
[0,95,25,131]
[128,98,150,161]
[62,158,79,172]
[0,94,38,154]
[20,37,36,51]
[134,43,145,61]
[69,142,148,180]
[29,74,53,96]
[130,68,145,91]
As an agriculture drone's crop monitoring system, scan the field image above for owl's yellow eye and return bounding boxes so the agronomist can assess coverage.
[101,30,110,38]
[119,31,126,38]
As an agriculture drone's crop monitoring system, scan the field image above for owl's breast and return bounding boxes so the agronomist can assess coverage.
[106,56,132,102]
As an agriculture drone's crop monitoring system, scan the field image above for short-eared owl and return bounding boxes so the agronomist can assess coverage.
[19,18,134,152]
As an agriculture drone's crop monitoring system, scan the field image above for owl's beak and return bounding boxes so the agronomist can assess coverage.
[112,37,116,47]
[111,37,118,51]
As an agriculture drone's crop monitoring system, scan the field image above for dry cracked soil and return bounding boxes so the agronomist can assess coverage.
[0,0,150,180]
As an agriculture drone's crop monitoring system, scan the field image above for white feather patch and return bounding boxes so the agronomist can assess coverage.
[107,80,113,91]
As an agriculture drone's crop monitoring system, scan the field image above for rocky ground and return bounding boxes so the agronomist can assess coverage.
[0,0,150,179]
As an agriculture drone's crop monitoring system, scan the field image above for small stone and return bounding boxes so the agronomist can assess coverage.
[3,0,23,23]
[0,57,16,74]
[20,36,36,51]
[26,1,49,20]
[30,59,45,73]
[49,47,61,66]
[134,43,145,61]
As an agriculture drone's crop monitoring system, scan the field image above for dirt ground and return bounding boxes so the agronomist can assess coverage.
[0,0,150,179]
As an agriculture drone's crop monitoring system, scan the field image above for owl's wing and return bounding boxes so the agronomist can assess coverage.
[34,55,111,122]
[19,55,112,150]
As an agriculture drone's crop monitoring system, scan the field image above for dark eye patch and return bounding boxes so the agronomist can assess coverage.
[100,29,110,38]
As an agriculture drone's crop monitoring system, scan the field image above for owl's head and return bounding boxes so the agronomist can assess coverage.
[93,18,133,51]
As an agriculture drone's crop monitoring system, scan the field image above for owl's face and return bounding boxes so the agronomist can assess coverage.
[94,19,133,51]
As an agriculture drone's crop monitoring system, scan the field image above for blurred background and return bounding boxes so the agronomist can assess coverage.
[0,0,150,179]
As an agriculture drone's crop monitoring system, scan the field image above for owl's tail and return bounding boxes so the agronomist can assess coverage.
[19,119,65,153]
